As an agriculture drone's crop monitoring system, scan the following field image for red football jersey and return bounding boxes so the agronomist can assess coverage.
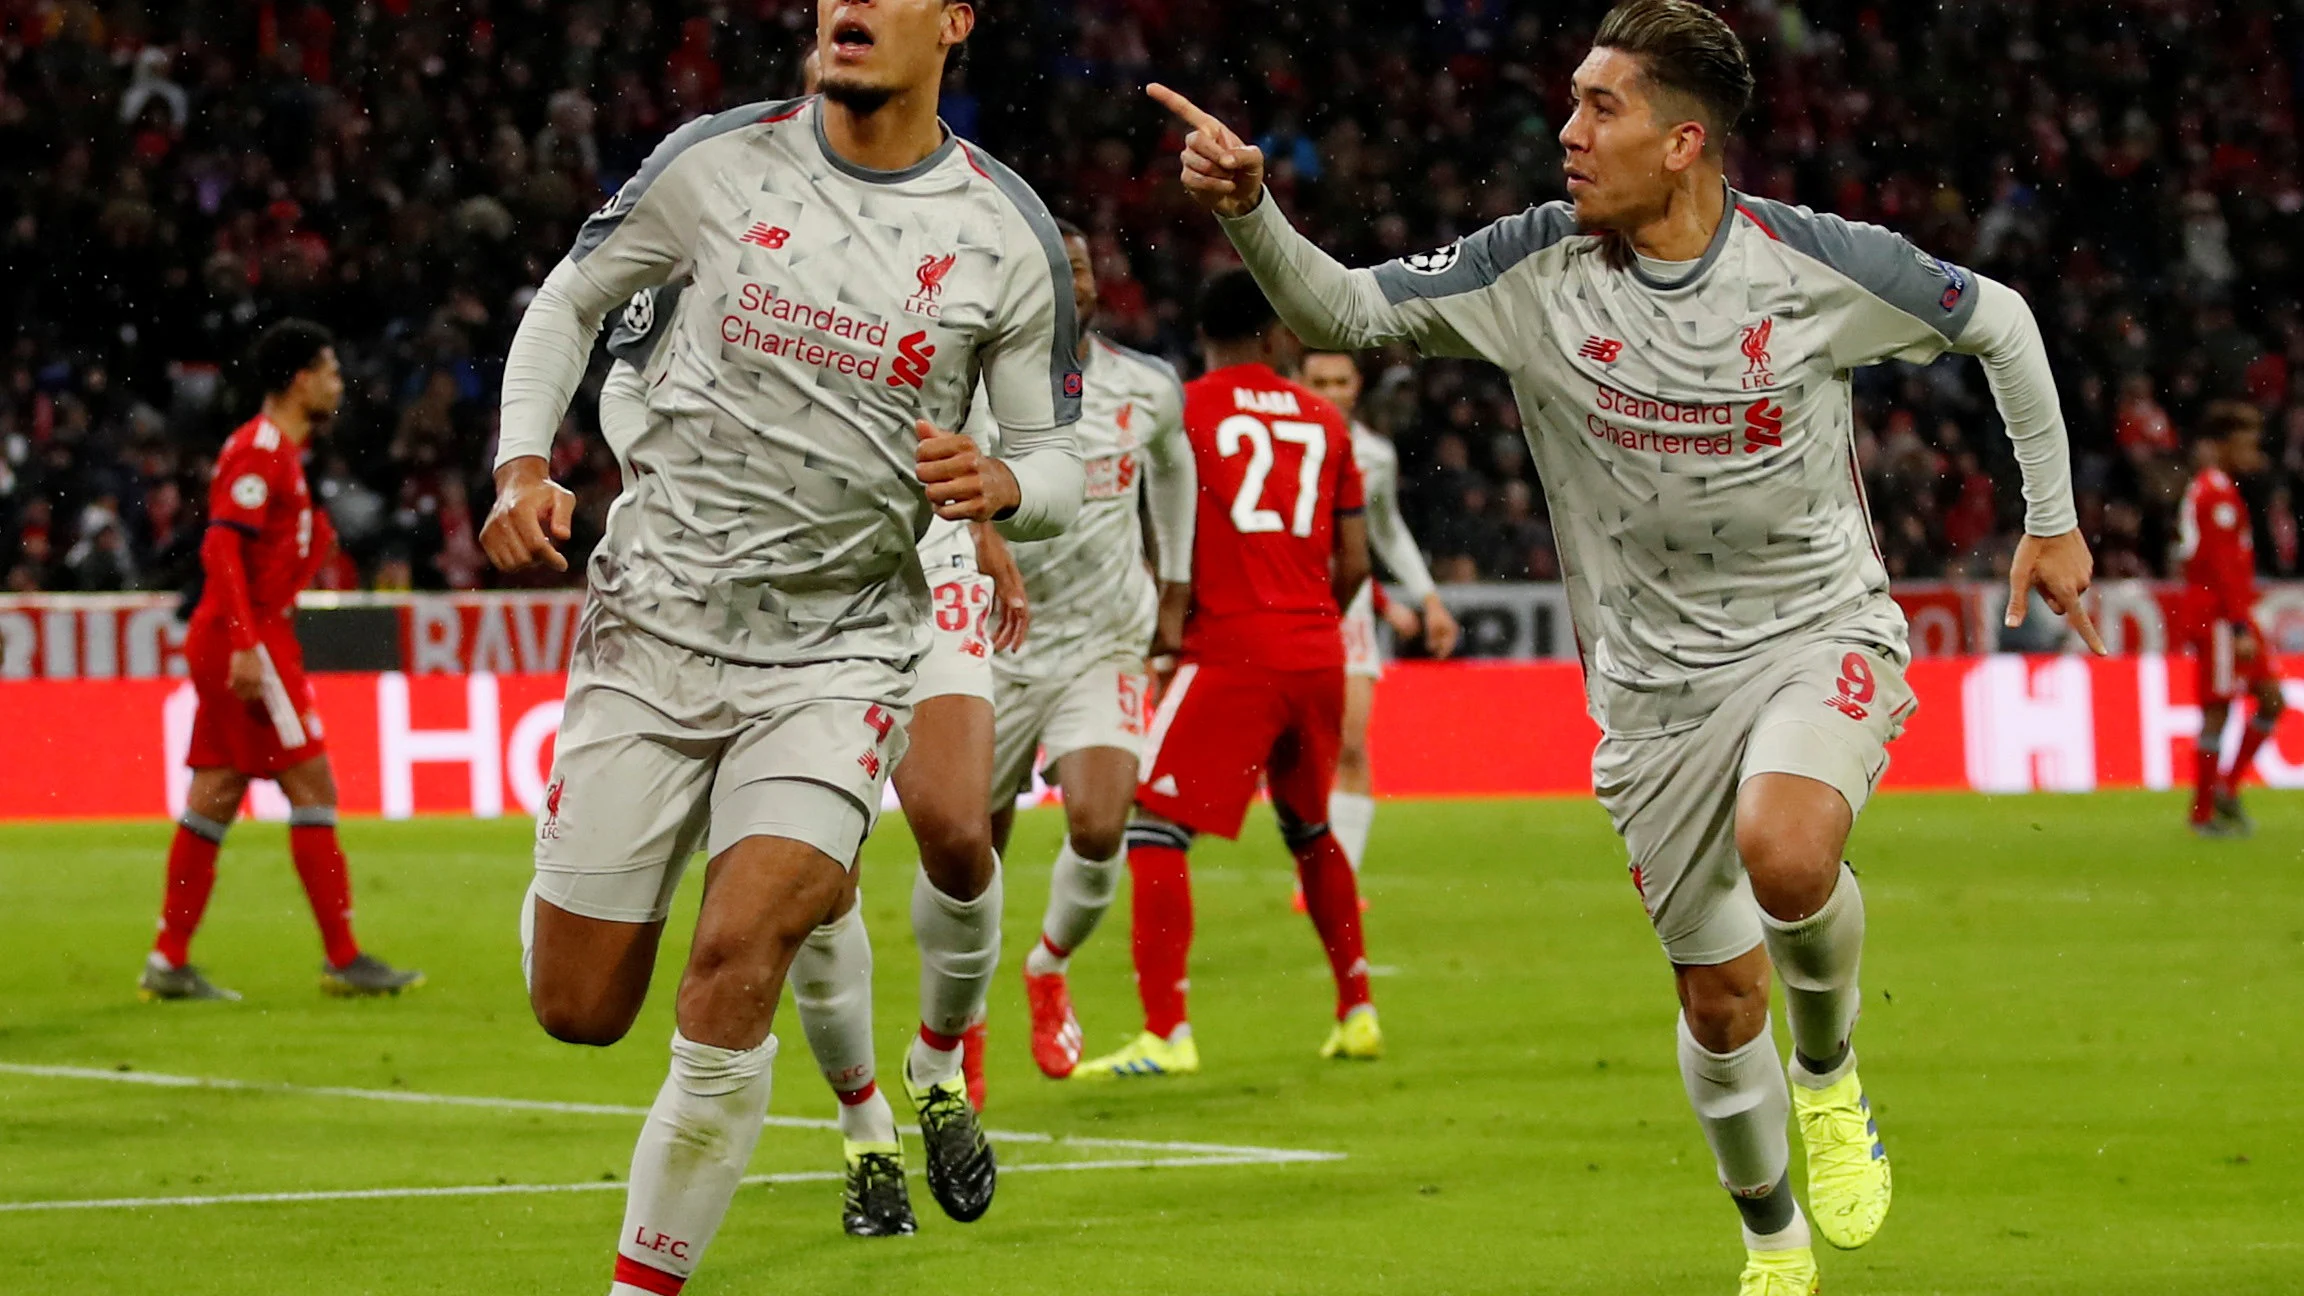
[1179,363,1365,669]
[194,415,331,648]
[2177,467,2255,626]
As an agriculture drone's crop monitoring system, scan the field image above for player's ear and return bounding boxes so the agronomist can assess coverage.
[941,1,975,50]
[1663,119,1708,174]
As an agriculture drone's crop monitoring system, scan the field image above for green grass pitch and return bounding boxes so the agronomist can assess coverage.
[2,792,2299,1294]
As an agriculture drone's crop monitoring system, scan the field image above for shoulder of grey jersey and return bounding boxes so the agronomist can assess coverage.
[1351,422,1397,469]
[958,140,1083,424]
[1733,191,1980,342]
[1370,201,1583,305]
[605,281,686,366]
[1092,335,1181,392]
[570,97,809,263]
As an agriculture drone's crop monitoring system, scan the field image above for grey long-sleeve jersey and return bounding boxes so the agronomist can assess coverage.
[498,96,1084,668]
[1220,185,2077,736]
[982,335,1196,683]
[1350,424,1438,602]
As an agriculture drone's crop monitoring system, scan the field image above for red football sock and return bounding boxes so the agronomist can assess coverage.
[2190,745,2221,823]
[154,820,224,967]
[290,823,361,968]
[1293,832,1372,1019]
[1127,841,1193,1039]
[2229,718,2278,787]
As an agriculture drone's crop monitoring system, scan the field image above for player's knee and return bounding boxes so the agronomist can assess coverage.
[1068,806,1129,863]
[1736,821,1838,921]
[914,811,994,879]
[1275,806,1331,851]
[1679,971,1770,1053]
[529,983,640,1048]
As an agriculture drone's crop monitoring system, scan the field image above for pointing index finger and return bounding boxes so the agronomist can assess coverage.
[2066,601,2109,656]
[1148,83,1225,140]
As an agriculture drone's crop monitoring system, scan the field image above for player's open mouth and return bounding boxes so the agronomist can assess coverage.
[831,20,874,53]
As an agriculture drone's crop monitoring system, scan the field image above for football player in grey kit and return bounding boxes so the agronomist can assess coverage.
[482,1,1082,1292]
[1155,2,2105,1292]
[998,220,1198,1080]
[600,275,1028,1238]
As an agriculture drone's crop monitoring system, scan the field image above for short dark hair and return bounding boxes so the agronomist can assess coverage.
[1594,0,1754,152]
[2201,400,2263,443]
[250,318,334,396]
[1055,216,1086,241]
[1197,269,1277,344]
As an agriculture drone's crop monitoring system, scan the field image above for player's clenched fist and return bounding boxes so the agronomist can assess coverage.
[1147,83,1266,218]
[916,420,1021,523]
[483,455,577,573]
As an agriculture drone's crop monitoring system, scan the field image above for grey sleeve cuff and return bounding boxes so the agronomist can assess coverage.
[993,432,1085,541]
[1957,275,2079,538]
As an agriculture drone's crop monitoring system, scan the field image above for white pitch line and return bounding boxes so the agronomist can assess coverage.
[0,1062,1344,1164]
[0,1154,1319,1214]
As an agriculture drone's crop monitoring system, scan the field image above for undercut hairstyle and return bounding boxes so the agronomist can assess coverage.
[249,319,334,396]
[1594,0,1754,153]
[1197,268,1278,344]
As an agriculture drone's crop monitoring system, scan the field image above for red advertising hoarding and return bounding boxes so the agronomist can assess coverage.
[5,656,2298,821]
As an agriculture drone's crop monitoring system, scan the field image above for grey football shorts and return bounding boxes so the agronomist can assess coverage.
[1591,638,1915,966]
[989,650,1150,804]
[530,603,911,924]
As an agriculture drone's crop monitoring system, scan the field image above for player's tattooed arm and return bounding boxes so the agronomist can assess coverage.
[971,521,1031,652]
[1149,581,1190,690]
[1332,512,1373,612]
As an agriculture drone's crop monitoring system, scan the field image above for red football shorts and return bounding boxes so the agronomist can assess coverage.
[1135,660,1344,839]
[185,620,327,777]
[2191,617,2274,702]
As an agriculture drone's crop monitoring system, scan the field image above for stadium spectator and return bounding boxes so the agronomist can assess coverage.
[1,2,2299,595]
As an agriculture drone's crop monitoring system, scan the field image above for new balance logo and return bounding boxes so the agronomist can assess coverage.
[1578,336,1624,363]
[886,331,936,389]
[741,223,791,249]
[1742,398,1785,453]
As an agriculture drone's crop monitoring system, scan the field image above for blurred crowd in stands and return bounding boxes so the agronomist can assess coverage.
[3,0,2302,596]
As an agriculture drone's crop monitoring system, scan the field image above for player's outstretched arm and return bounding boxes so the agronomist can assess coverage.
[1148,84,1439,356]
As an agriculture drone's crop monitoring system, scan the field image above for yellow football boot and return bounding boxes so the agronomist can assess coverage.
[1071,1029,1199,1079]
[1739,1246,1821,1295]
[1319,1005,1383,1060]
[1793,1066,1892,1249]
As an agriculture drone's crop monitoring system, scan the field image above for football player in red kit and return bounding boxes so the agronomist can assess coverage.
[2176,401,2287,836]
[140,320,423,1001]
[1072,270,1378,1078]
